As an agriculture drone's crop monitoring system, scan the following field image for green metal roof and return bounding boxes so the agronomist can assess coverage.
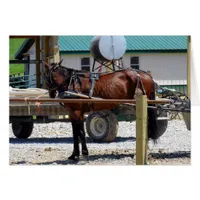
[59,36,187,53]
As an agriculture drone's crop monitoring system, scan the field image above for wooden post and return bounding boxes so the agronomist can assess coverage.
[52,36,60,63]
[136,95,148,165]
[182,35,191,131]
[43,36,50,89]
[44,36,50,63]
[35,36,40,88]
[187,35,191,98]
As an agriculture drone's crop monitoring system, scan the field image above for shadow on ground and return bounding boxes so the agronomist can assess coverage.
[149,151,191,159]
[9,136,136,144]
[10,151,190,166]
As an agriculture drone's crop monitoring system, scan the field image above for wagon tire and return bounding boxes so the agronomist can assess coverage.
[86,110,118,142]
[12,121,33,139]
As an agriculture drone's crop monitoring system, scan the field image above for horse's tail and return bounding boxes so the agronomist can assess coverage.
[148,79,160,141]
[125,68,163,141]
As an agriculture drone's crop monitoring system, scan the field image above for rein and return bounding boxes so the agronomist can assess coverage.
[47,64,83,96]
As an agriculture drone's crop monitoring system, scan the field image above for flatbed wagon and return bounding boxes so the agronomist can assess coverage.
[9,94,137,142]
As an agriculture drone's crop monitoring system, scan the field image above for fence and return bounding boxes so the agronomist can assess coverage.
[9,73,36,88]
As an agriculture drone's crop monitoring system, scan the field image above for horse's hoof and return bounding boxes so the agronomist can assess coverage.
[82,155,89,162]
[68,154,79,161]
[77,155,89,165]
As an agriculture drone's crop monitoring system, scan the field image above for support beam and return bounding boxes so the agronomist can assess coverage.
[9,60,42,64]
[44,36,50,63]
[9,98,171,104]
[136,95,148,165]
[43,36,50,89]
[35,36,41,88]
[52,36,60,63]
[187,36,191,98]
[182,35,191,131]
[9,36,36,39]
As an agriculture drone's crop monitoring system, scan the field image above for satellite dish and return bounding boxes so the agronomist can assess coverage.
[90,36,127,62]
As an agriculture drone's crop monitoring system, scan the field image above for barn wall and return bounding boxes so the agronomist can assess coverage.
[122,53,187,84]
[61,53,187,85]
[60,54,107,72]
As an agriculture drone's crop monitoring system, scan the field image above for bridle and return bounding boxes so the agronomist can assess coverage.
[43,60,85,98]
[45,62,72,93]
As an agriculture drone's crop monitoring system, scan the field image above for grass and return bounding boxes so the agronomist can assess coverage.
[9,39,26,75]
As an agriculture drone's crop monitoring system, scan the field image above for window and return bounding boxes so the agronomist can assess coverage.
[81,57,90,71]
[130,57,139,69]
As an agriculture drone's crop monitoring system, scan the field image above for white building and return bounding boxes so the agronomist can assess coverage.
[15,36,188,92]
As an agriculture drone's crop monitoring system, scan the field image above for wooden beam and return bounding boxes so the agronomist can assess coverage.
[9,36,37,39]
[44,36,50,63]
[9,60,41,64]
[182,36,191,131]
[9,97,171,104]
[35,36,41,88]
[49,36,60,63]
[187,36,191,98]
[43,36,50,89]
[136,95,148,165]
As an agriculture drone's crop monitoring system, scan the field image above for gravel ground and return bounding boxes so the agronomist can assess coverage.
[9,120,191,165]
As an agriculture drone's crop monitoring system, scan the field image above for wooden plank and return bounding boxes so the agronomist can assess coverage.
[51,36,60,63]
[43,36,50,89]
[9,36,36,39]
[9,102,67,116]
[9,98,172,104]
[184,36,191,131]
[9,60,41,64]
[136,95,148,165]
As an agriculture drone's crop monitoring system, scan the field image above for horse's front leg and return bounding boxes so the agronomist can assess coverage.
[68,120,80,160]
[67,110,88,161]
[79,120,89,158]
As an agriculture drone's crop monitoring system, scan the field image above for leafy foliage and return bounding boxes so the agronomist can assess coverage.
[9,39,26,75]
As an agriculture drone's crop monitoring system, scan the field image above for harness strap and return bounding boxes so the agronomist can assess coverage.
[89,73,99,98]
[66,71,83,92]
[134,70,146,95]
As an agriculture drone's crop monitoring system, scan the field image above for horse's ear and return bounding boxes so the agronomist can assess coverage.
[42,61,51,69]
[58,59,63,66]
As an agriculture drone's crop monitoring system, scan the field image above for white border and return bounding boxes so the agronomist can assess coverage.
[1,0,199,200]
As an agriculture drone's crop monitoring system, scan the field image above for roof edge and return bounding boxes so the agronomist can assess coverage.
[15,38,35,60]
[60,49,187,55]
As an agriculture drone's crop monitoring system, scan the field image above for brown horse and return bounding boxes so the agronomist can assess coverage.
[43,60,160,161]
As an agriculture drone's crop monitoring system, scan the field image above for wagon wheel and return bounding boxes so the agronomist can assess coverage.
[86,110,118,142]
[12,121,33,139]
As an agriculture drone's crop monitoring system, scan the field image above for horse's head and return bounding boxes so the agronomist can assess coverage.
[43,59,73,98]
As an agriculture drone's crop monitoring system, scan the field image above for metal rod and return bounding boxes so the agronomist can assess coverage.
[65,91,102,99]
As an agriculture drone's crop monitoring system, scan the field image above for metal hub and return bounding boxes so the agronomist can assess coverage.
[89,117,107,137]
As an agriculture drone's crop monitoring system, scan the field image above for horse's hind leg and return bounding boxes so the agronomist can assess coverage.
[68,120,80,160]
